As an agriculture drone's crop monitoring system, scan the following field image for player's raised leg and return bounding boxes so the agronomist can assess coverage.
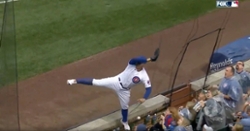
[67,78,93,85]
[67,77,118,90]
[117,90,131,130]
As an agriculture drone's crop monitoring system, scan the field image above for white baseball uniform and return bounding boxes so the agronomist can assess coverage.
[67,56,153,130]
[93,63,151,109]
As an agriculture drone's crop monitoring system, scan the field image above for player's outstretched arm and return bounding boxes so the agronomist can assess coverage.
[138,87,152,103]
[129,56,151,65]
[143,87,152,99]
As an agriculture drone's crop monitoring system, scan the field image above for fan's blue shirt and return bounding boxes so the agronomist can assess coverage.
[219,77,243,109]
[235,70,250,94]
[240,116,250,131]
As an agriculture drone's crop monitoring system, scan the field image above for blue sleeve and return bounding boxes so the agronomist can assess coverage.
[169,124,176,131]
[241,112,249,118]
[143,87,152,99]
[129,56,147,65]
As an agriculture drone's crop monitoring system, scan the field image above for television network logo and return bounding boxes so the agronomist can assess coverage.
[216,0,239,8]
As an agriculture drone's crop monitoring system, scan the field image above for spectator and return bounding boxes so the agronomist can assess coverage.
[179,101,197,122]
[149,114,167,131]
[200,87,226,131]
[218,66,243,112]
[134,124,148,131]
[238,103,250,131]
[241,101,250,117]
[163,107,180,131]
[235,61,250,98]
[206,85,220,101]
[174,116,193,131]
[194,91,207,131]
[232,123,243,131]
[198,91,207,101]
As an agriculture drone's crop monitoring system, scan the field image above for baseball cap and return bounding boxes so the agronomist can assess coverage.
[136,124,147,131]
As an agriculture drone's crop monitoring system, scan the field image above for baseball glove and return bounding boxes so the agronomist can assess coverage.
[151,48,160,62]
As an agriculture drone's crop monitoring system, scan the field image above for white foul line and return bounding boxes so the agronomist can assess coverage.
[0,0,19,4]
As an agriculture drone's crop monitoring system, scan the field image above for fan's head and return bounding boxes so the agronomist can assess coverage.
[236,61,244,72]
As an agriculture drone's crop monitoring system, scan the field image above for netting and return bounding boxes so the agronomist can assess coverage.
[0,0,19,130]
[152,8,235,99]
[153,28,224,94]
[167,28,223,104]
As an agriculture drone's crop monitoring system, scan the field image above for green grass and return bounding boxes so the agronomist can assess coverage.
[10,0,216,80]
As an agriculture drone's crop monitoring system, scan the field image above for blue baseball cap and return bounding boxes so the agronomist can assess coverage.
[136,124,147,131]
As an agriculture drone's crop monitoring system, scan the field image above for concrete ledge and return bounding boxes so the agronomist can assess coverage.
[191,60,250,91]
[68,95,169,131]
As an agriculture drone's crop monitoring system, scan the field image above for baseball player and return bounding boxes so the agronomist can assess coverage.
[67,49,159,131]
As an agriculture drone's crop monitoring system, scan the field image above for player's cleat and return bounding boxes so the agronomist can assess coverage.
[67,79,76,85]
[120,119,130,130]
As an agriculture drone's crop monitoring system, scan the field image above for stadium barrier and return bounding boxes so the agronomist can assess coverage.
[67,95,169,131]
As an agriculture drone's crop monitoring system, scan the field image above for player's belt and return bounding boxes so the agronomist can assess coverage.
[118,77,130,90]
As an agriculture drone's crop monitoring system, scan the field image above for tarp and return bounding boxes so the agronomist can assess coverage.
[210,35,250,72]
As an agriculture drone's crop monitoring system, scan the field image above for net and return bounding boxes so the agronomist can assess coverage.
[153,27,224,94]
[174,28,222,87]
[0,0,19,130]
[156,8,236,101]
[166,28,223,104]
[151,21,225,95]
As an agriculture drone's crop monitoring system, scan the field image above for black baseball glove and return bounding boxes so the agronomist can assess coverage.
[150,48,160,62]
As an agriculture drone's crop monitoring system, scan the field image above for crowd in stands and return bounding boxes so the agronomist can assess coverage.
[132,61,250,131]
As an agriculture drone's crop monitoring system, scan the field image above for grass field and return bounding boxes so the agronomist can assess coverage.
[1,0,216,80]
